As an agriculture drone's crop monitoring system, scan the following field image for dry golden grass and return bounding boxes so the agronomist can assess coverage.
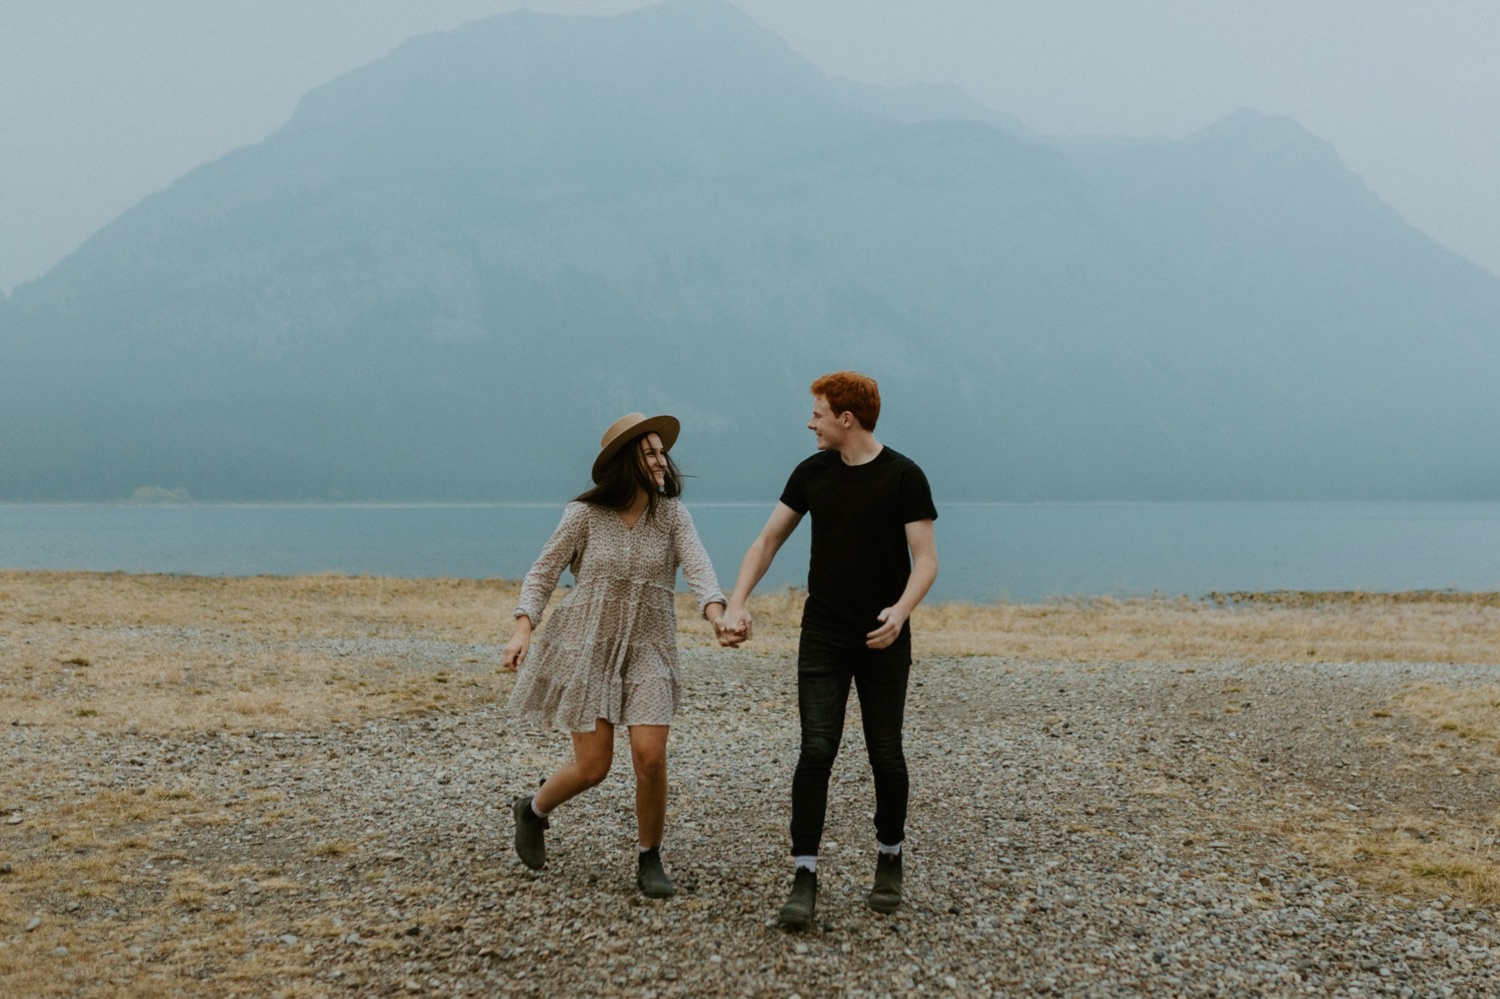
[1218,668,1500,907]
[735,586,1500,665]
[1400,682,1500,751]
[0,571,525,735]
[0,781,322,999]
[1297,809,1500,905]
[0,569,518,641]
[3,572,1497,738]
[914,590,1500,663]
[1332,681,1500,905]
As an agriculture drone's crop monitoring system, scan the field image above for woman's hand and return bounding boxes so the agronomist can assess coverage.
[705,601,739,648]
[501,617,533,671]
[717,605,752,647]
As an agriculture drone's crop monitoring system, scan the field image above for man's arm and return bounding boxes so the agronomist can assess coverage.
[866,518,938,649]
[720,502,803,643]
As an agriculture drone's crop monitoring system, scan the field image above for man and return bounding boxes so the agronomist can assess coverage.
[721,371,938,930]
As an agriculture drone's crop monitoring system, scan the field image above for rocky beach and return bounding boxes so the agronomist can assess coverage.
[3,573,1499,997]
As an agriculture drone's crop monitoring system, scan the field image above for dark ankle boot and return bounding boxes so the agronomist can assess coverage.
[867,851,903,913]
[636,847,676,898]
[777,868,818,930]
[511,796,548,870]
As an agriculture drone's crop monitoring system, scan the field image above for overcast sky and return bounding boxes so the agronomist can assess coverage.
[3,0,1498,295]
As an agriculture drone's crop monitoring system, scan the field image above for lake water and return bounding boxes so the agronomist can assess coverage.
[2,502,1497,604]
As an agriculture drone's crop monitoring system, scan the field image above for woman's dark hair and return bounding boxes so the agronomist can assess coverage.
[574,432,682,519]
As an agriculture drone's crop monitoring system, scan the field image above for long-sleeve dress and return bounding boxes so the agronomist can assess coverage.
[506,497,725,732]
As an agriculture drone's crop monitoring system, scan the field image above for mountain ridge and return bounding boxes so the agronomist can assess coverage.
[3,0,1496,502]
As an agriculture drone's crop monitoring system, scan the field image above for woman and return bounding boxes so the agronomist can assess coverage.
[501,412,730,898]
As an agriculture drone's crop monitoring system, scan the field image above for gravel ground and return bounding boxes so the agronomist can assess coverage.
[6,643,1500,997]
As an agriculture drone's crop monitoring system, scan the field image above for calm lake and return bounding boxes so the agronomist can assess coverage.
[2,502,1498,604]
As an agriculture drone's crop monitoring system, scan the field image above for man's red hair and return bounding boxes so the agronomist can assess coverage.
[810,371,880,431]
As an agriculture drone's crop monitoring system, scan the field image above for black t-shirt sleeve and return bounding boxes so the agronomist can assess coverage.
[898,461,939,525]
[779,457,816,515]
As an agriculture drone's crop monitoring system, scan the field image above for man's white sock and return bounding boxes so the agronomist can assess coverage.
[794,855,818,873]
[878,842,901,856]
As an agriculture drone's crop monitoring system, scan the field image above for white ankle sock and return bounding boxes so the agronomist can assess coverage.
[530,798,549,819]
[794,855,817,873]
[878,842,901,856]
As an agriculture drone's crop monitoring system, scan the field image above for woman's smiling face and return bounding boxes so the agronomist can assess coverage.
[637,433,668,490]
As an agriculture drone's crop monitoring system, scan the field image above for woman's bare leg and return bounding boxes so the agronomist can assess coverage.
[533,720,614,813]
[628,724,670,848]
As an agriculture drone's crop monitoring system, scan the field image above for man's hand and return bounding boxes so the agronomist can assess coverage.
[718,606,753,647]
[866,606,908,649]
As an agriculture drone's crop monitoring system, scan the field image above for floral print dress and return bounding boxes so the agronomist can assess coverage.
[507,498,724,731]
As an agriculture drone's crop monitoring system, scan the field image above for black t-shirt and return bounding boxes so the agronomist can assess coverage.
[779,446,938,638]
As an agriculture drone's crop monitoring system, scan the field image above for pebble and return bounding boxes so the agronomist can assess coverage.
[5,641,1499,996]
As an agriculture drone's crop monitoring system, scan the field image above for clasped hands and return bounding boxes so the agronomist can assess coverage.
[713,606,752,647]
[712,605,904,649]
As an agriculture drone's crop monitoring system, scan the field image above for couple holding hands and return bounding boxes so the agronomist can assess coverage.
[500,371,938,929]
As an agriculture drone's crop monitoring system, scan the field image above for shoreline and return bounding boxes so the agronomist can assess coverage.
[8,499,1500,605]
[3,569,1498,673]
[4,564,1498,602]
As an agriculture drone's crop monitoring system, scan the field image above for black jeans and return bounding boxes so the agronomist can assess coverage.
[789,625,911,856]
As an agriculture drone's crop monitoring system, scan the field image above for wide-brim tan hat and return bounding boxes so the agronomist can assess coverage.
[591,412,680,483]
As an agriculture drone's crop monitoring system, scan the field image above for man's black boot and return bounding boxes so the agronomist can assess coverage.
[511,796,548,870]
[636,847,676,898]
[867,851,903,913]
[777,868,818,930]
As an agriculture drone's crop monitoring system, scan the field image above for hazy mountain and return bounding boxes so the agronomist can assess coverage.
[3,0,1497,502]
[826,76,1038,138]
